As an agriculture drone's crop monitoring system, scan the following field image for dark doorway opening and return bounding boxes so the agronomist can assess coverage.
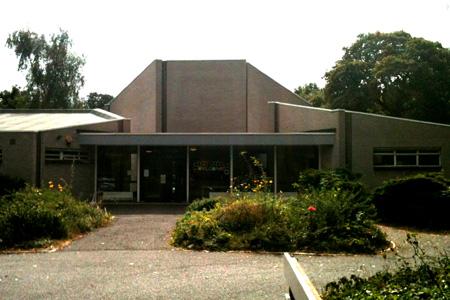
[140,146,186,203]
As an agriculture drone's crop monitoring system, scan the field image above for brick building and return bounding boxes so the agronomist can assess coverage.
[1,60,449,202]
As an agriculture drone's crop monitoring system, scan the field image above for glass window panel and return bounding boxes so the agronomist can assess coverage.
[141,146,186,203]
[396,155,417,166]
[374,150,394,154]
[277,146,318,192]
[97,146,137,199]
[419,155,440,166]
[233,146,274,193]
[396,150,417,154]
[419,150,440,154]
[189,146,230,201]
[374,155,394,166]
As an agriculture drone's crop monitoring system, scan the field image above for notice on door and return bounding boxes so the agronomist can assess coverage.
[160,174,166,184]
[144,169,149,177]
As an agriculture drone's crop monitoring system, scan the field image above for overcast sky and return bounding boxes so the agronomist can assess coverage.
[1,0,449,99]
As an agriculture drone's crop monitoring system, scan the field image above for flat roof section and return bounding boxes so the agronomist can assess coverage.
[79,132,335,146]
[0,109,125,132]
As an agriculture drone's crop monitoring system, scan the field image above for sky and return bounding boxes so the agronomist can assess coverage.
[1,0,450,99]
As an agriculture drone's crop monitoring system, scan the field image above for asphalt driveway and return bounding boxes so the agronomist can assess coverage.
[0,204,286,299]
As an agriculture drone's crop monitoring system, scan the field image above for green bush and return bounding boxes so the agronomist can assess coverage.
[372,173,450,229]
[170,209,231,250]
[187,196,229,212]
[322,234,450,299]
[0,174,26,196]
[0,184,112,249]
[293,189,387,253]
[294,168,365,194]
[171,188,389,253]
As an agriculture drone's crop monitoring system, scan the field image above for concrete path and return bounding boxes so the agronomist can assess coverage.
[0,204,286,299]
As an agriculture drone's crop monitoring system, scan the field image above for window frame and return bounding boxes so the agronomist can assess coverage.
[373,148,441,169]
[45,148,91,163]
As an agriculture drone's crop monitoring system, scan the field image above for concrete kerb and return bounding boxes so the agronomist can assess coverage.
[284,253,322,300]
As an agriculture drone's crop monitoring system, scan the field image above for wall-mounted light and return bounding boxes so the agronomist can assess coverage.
[65,135,73,144]
[190,148,197,152]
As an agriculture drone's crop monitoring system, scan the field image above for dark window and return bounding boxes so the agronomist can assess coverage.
[374,149,440,168]
[45,149,90,163]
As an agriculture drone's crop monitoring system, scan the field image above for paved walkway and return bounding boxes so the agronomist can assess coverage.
[0,204,286,299]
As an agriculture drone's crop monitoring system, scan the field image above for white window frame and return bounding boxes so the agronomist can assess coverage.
[45,149,90,163]
[373,148,441,168]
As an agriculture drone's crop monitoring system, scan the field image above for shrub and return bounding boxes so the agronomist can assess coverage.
[171,187,389,253]
[0,184,112,249]
[0,174,26,196]
[187,196,229,212]
[291,189,388,253]
[294,168,366,194]
[372,173,450,229]
[170,209,231,250]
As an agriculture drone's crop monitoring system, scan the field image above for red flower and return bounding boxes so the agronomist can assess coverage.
[308,206,316,212]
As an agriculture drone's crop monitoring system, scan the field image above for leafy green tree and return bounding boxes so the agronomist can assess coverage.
[6,29,85,109]
[294,83,326,107]
[83,92,113,109]
[0,86,31,108]
[324,31,450,124]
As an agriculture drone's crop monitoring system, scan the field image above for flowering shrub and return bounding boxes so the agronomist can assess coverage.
[0,182,112,249]
[171,186,388,253]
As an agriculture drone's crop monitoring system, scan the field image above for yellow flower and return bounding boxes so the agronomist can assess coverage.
[279,190,283,194]
[49,184,54,188]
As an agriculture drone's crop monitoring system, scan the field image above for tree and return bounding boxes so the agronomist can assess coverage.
[0,86,31,108]
[83,92,114,109]
[6,29,85,109]
[324,31,450,124]
[294,83,326,107]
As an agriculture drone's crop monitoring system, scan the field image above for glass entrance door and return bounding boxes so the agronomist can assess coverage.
[140,146,186,203]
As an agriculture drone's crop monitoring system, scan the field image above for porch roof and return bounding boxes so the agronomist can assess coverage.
[79,132,335,146]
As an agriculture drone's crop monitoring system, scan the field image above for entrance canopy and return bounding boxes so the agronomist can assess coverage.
[79,132,335,146]
[81,132,335,203]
